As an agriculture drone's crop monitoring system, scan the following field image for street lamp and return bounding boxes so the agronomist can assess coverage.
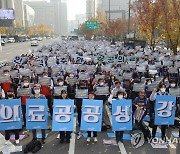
[109,0,110,21]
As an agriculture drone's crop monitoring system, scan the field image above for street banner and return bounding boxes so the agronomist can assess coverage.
[155,95,176,125]
[112,100,132,131]
[0,99,22,130]
[52,99,74,131]
[81,99,103,132]
[26,99,48,129]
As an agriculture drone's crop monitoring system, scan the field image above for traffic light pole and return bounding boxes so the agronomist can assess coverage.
[128,0,131,34]
[109,0,111,21]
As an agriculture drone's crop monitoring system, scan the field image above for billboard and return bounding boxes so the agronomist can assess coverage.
[0,9,15,20]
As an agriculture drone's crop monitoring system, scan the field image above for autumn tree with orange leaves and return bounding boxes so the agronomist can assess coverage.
[135,0,162,49]
[158,0,180,55]
[135,0,180,54]
[104,19,127,40]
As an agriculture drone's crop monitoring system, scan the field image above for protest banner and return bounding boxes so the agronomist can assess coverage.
[52,99,74,131]
[0,99,22,130]
[26,99,48,129]
[112,100,132,131]
[80,99,103,132]
[155,96,176,125]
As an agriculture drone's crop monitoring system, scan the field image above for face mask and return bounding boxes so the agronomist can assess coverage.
[100,82,104,86]
[171,84,176,88]
[24,83,29,87]
[164,80,168,82]
[59,82,63,86]
[118,95,123,99]
[8,94,14,98]
[161,88,166,93]
[34,89,40,94]
[69,75,74,78]
[147,82,151,85]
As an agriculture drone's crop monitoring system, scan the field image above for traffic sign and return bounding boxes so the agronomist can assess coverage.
[85,21,98,30]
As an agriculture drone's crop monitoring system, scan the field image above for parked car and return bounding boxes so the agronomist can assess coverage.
[7,38,15,43]
[1,40,5,46]
[31,40,39,46]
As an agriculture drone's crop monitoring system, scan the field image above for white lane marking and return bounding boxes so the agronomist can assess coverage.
[69,116,76,154]
[105,105,127,154]
[144,121,176,150]
[0,133,16,154]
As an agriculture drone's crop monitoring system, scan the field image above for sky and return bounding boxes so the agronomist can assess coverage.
[24,0,86,20]
[67,0,86,20]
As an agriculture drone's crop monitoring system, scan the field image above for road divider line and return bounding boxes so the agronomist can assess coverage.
[69,116,76,154]
[105,104,127,154]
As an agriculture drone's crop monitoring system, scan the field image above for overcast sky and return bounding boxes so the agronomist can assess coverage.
[24,0,86,20]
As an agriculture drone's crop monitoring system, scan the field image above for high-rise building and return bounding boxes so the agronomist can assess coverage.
[0,0,26,27]
[96,0,133,20]
[24,0,68,35]
[14,0,25,27]
[86,0,95,19]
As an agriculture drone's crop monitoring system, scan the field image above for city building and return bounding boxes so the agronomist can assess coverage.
[24,4,35,28]
[96,0,134,20]
[0,0,26,27]
[86,0,95,19]
[24,0,68,35]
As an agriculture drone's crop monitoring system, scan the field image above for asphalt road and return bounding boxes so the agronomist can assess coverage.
[0,38,60,62]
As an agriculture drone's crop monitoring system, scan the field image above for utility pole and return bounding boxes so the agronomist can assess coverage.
[94,0,96,18]
[128,0,131,34]
[109,0,110,21]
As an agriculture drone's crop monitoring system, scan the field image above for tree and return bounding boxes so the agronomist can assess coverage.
[104,19,127,40]
[79,11,107,39]
[135,0,162,49]
[158,0,180,55]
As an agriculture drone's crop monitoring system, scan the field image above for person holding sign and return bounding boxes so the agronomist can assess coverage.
[108,90,127,143]
[150,83,169,141]
[86,92,98,143]
[133,90,151,141]
[18,78,31,128]
[57,90,71,143]
[1,70,12,94]
[0,85,5,99]
[40,72,54,118]
[30,84,46,144]
[4,88,20,145]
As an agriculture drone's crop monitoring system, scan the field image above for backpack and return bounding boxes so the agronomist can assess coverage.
[24,140,42,153]
[131,130,145,148]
